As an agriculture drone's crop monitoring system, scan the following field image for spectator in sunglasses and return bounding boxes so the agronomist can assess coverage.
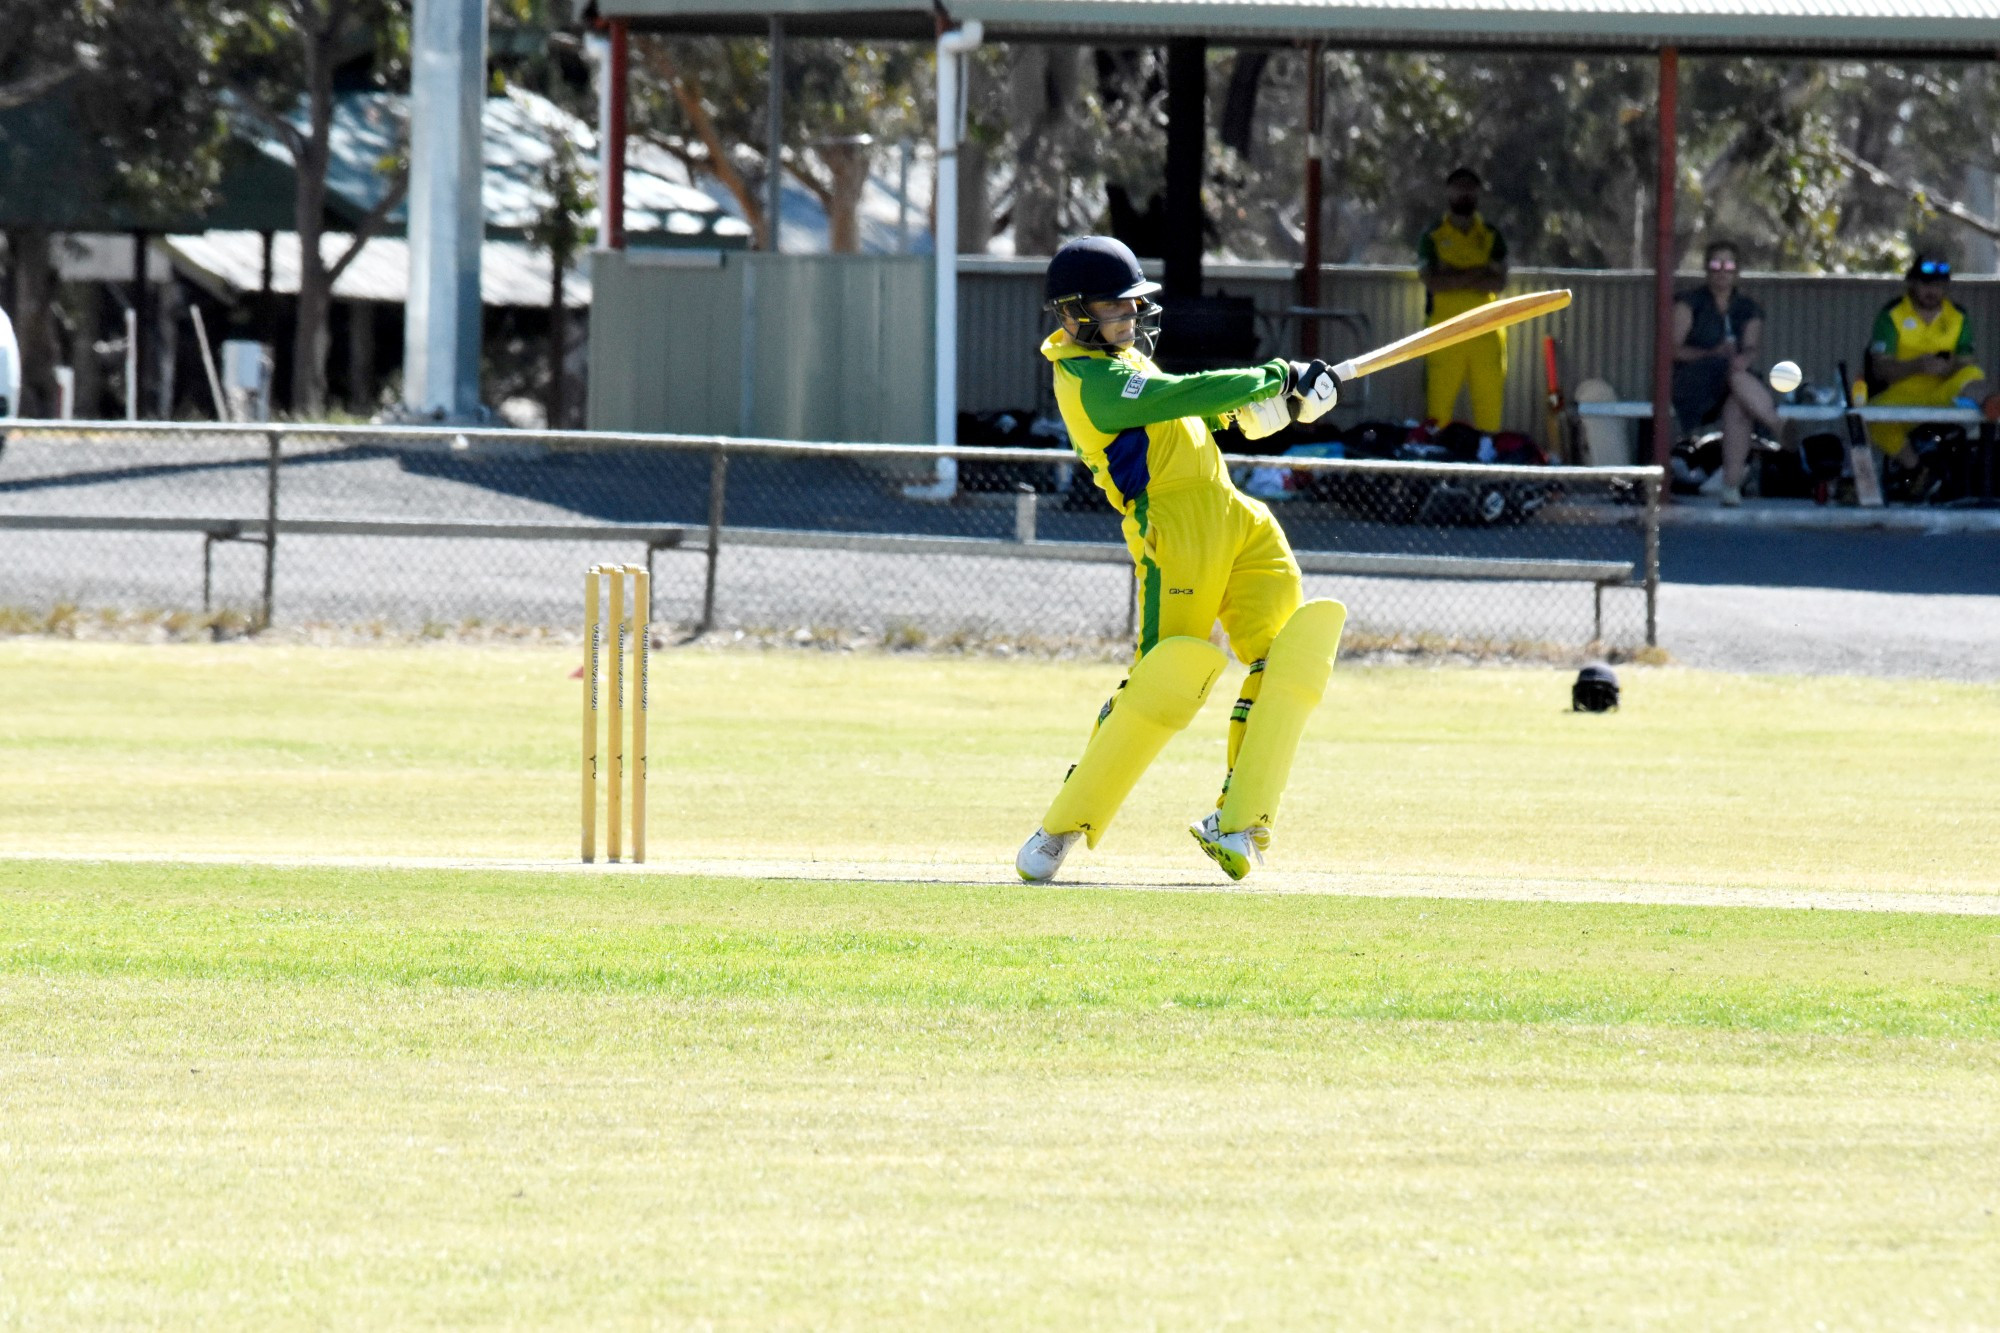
[1672,240,1782,506]
[1865,255,1988,471]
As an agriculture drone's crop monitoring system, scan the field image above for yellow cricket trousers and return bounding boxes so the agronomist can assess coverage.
[1425,328,1507,433]
[1867,366,1986,456]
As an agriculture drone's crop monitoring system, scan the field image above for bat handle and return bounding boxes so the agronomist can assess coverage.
[1837,360,1856,410]
[1329,358,1359,381]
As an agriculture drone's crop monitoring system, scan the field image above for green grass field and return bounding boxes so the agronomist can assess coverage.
[2,640,1997,1325]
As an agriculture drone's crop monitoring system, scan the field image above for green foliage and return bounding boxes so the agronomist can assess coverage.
[0,0,227,223]
[1180,52,2000,272]
[632,34,929,250]
[519,98,594,264]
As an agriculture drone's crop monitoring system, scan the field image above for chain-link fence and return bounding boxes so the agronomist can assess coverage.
[0,420,1660,649]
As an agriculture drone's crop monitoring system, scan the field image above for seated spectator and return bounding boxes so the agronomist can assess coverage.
[1672,240,1782,507]
[1865,255,1988,478]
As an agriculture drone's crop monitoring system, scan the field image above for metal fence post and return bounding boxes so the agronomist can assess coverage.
[644,538,664,624]
[260,429,281,629]
[700,445,727,632]
[1642,470,1661,648]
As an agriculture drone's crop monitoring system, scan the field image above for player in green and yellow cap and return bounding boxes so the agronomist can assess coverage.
[1016,236,1347,885]
[1865,255,1989,473]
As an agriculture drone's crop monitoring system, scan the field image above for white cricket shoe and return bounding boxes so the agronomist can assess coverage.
[1016,827,1083,883]
[1190,811,1269,882]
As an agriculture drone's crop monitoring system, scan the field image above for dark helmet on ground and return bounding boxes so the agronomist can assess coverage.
[1044,236,1164,357]
[1571,662,1620,713]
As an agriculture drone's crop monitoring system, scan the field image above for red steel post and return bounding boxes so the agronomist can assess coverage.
[607,20,629,251]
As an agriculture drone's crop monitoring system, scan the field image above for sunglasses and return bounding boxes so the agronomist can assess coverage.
[1705,260,1737,272]
[1916,260,1952,279]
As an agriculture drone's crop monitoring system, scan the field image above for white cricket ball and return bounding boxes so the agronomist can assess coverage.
[1768,360,1803,394]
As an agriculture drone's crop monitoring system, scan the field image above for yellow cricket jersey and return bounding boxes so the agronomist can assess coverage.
[1417,212,1509,323]
[1041,330,1288,517]
[1870,294,1974,362]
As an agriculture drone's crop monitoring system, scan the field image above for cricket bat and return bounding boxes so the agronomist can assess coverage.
[1329,289,1572,383]
[1542,334,1567,462]
[1837,359,1885,508]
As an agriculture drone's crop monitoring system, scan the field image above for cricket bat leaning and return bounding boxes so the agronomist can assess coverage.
[1837,359,1885,508]
[1542,334,1567,463]
[1330,289,1572,383]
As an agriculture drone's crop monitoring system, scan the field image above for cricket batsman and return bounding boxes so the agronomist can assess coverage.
[1016,236,1346,884]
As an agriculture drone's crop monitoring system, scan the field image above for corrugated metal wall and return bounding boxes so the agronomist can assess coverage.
[589,250,933,442]
[594,250,2000,445]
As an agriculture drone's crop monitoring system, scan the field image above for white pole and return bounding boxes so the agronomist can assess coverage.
[124,308,138,421]
[587,32,612,250]
[934,21,982,451]
[404,0,488,420]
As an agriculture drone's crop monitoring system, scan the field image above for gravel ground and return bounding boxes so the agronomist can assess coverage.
[1659,582,2000,680]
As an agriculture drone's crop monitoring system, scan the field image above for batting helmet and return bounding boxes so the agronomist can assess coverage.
[1045,236,1163,358]
[1571,663,1620,713]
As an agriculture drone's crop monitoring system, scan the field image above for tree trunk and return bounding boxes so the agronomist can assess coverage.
[546,250,567,428]
[290,35,335,417]
[956,134,992,255]
[823,140,871,254]
[7,228,58,416]
[1009,46,1081,257]
[67,283,103,418]
[653,51,766,248]
[292,246,331,416]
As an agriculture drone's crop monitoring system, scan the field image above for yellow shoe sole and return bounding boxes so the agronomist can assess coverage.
[1189,823,1253,881]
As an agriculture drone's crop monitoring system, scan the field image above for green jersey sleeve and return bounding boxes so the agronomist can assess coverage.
[1068,356,1289,434]
[1416,230,1438,272]
[1957,316,1975,356]
[1489,227,1509,264]
[1868,308,1898,357]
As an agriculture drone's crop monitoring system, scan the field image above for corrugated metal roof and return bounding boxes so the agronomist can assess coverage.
[162,231,594,308]
[954,0,2000,49]
[236,88,753,244]
[599,0,2000,50]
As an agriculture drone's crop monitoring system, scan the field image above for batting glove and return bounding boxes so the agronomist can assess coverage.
[1287,359,1341,424]
[1234,392,1292,441]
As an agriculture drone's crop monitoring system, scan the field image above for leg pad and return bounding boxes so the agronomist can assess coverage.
[1217,599,1345,834]
[1043,636,1225,847]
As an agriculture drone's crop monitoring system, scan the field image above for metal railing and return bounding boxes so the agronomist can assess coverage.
[0,419,1662,649]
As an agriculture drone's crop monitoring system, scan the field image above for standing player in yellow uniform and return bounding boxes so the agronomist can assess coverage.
[1418,167,1510,432]
[1864,256,1989,475]
[1015,237,1347,884]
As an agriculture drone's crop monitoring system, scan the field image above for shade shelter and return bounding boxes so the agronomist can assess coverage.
[583,0,2000,462]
